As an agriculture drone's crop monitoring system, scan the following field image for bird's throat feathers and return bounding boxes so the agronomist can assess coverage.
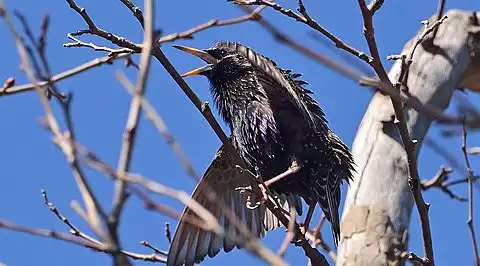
[209,70,268,128]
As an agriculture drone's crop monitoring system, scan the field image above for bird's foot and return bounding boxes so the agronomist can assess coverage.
[290,225,305,246]
[299,222,308,235]
[236,183,268,209]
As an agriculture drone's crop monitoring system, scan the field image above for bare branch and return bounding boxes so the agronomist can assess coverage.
[64,34,134,55]
[65,0,141,52]
[110,0,155,242]
[399,250,432,265]
[391,16,448,90]
[119,0,144,27]
[277,208,296,257]
[421,167,467,202]
[429,0,447,41]
[230,0,373,64]
[0,218,167,263]
[157,6,265,44]
[140,241,168,256]
[0,53,130,96]
[119,73,200,180]
[0,218,105,251]
[41,190,102,245]
[356,0,435,263]
[1,1,109,242]
[461,121,480,266]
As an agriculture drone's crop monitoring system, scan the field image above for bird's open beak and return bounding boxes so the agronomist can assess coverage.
[173,45,218,77]
[180,64,213,77]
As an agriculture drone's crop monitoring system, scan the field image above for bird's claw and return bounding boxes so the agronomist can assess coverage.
[236,184,269,209]
[246,199,261,209]
[235,186,253,194]
[289,223,307,246]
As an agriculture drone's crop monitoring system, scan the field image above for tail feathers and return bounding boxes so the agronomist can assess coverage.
[312,177,341,245]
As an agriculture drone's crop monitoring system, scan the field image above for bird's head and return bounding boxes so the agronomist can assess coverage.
[174,43,263,125]
[173,43,254,82]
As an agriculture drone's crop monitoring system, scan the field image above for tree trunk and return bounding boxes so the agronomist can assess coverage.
[336,10,480,266]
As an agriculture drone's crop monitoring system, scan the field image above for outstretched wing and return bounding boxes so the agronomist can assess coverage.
[167,145,303,266]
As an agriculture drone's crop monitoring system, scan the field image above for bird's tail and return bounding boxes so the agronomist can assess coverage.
[311,173,341,245]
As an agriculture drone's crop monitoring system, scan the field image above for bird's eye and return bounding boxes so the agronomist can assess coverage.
[207,49,228,60]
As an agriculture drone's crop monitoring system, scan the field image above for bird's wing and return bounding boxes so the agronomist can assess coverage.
[167,145,302,266]
[213,41,321,133]
[286,71,355,244]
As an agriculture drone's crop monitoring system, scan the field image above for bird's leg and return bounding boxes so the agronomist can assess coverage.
[253,162,300,208]
[251,166,269,207]
[236,163,301,209]
[264,161,301,187]
[300,199,317,234]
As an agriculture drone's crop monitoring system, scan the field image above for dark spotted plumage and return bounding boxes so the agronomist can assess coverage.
[168,42,354,266]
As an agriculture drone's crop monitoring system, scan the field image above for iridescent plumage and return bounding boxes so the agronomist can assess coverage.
[168,42,354,266]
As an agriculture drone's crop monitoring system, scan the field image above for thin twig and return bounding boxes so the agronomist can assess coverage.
[231,0,373,64]
[461,121,480,266]
[164,222,172,244]
[389,16,448,90]
[140,241,168,256]
[310,214,336,262]
[444,176,479,187]
[1,1,109,242]
[157,6,265,44]
[118,72,200,180]
[0,53,130,96]
[110,0,155,241]
[40,125,226,237]
[0,218,104,251]
[41,190,102,245]
[399,250,431,265]
[64,33,134,55]
[65,0,141,52]
[0,218,167,263]
[277,208,296,257]
[119,0,144,27]
[420,167,467,202]
[430,0,447,41]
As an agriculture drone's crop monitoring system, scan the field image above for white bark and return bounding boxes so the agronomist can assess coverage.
[337,10,480,266]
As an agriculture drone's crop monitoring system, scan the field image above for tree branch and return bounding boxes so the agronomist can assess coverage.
[461,121,480,266]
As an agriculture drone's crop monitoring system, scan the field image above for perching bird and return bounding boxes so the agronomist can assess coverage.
[168,41,354,266]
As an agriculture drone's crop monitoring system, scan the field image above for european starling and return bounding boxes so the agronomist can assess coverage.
[168,41,354,266]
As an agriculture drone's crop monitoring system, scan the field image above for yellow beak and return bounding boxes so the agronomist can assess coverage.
[173,45,218,77]
[180,64,213,77]
[173,45,218,64]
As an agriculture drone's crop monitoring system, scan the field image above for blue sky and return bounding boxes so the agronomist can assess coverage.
[1,0,479,265]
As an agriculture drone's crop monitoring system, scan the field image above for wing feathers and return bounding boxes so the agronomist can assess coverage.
[167,146,302,266]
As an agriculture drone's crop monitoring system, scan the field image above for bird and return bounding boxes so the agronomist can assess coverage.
[168,41,354,266]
